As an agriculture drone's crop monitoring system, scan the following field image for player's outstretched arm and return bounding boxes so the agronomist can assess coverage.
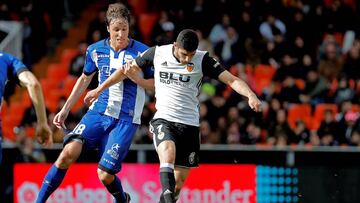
[218,70,262,112]
[18,71,53,147]
[84,68,127,105]
[53,72,95,129]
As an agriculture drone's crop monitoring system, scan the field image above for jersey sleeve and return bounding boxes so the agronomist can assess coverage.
[83,47,97,75]
[135,46,156,71]
[202,53,226,79]
[5,53,28,77]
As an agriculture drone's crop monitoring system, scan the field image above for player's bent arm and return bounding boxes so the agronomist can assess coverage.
[62,72,95,112]
[125,60,155,91]
[136,78,155,91]
[218,70,256,98]
[96,68,126,93]
[18,71,48,125]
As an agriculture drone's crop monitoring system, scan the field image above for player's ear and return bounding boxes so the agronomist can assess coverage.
[107,25,110,33]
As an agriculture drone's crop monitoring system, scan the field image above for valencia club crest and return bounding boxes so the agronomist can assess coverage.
[186,63,194,72]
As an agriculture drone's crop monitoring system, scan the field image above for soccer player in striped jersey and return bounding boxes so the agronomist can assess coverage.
[0,51,52,164]
[85,29,262,203]
[36,3,153,203]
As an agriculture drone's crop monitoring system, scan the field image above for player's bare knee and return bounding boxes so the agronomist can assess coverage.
[97,168,113,185]
[56,151,73,168]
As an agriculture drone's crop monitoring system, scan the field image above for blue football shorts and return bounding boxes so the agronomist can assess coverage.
[66,110,138,174]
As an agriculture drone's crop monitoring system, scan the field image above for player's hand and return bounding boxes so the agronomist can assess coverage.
[84,88,100,105]
[36,123,53,148]
[53,109,69,129]
[124,65,142,83]
[248,94,262,112]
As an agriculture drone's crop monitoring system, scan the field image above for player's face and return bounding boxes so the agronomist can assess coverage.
[174,42,196,64]
[107,18,129,51]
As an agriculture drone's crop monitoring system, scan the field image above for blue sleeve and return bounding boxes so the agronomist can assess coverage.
[83,47,97,75]
[5,53,28,76]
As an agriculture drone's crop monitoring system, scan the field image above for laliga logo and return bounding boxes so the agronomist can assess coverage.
[17,182,38,203]
[17,182,110,203]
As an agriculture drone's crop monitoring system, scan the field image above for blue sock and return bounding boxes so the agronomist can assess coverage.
[36,165,67,203]
[105,176,126,203]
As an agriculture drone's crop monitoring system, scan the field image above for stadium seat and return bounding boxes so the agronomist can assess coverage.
[294,79,305,90]
[314,103,338,123]
[61,48,79,67]
[352,104,360,112]
[138,13,158,44]
[25,126,35,138]
[9,102,27,123]
[287,104,312,129]
[71,90,88,113]
[128,0,147,16]
[46,63,69,82]
[63,76,78,97]
[254,64,276,94]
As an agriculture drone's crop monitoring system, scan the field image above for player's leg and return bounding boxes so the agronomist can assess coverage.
[174,167,190,201]
[97,120,138,203]
[36,136,83,203]
[172,122,200,202]
[150,119,177,203]
[36,110,106,203]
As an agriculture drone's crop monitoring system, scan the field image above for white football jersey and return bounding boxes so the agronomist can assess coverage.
[136,44,225,126]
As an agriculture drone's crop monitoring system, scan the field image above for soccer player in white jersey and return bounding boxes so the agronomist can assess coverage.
[36,3,154,203]
[85,29,262,203]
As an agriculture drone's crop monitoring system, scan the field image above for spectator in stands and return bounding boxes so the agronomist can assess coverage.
[286,9,309,43]
[318,109,340,145]
[267,109,294,145]
[16,134,46,163]
[68,41,98,89]
[0,51,52,164]
[299,69,328,105]
[241,121,262,145]
[343,41,360,81]
[150,10,171,45]
[350,129,360,147]
[318,33,342,60]
[227,121,241,144]
[196,29,215,57]
[318,42,344,81]
[154,21,176,46]
[289,119,310,145]
[200,120,220,144]
[259,13,286,43]
[19,106,51,130]
[214,26,240,67]
[334,75,355,104]
[69,41,88,77]
[209,13,231,47]
[86,8,108,44]
[129,14,143,41]
[339,111,360,145]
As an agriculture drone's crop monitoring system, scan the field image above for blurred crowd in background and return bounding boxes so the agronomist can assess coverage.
[1,0,360,164]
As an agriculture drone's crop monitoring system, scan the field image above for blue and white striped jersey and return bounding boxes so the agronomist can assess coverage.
[0,51,28,107]
[84,38,153,124]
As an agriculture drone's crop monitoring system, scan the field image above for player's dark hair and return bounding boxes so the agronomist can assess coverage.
[106,3,130,25]
[176,29,199,52]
